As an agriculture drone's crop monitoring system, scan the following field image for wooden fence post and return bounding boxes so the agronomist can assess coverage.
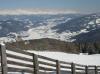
[33,54,39,74]
[85,66,88,74]
[71,63,75,74]
[0,44,7,74]
[95,66,97,74]
[21,70,25,74]
[56,60,60,74]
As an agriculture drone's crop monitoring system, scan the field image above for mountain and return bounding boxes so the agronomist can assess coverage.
[0,13,81,42]
[52,13,100,42]
[52,13,100,33]
[0,10,100,42]
[73,28,100,42]
[0,11,100,54]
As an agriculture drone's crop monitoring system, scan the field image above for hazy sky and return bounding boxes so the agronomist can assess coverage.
[0,0,100,13]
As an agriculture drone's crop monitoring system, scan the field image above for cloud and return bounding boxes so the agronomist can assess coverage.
[0,8,79,15]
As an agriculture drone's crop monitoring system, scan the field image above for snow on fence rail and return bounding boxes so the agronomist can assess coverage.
[0,44,100,74]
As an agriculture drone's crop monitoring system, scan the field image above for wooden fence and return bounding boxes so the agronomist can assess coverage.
[0,44,100,74]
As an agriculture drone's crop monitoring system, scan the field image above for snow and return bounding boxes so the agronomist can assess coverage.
[88,21,94,24]
[6,49,100,66]
[80,29,88,33]
[0,37,16,43]
[28,51,100,66]
[22,18,89,42]
[0,14,99,43]
[96,18,100,24]
[0,41,5,46]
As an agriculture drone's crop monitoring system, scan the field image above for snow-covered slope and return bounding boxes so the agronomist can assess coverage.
[0,12,100,42]
[28,51,100,65]
[0,14,80,42]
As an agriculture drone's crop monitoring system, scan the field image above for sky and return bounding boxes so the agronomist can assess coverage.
[0,0,100,13]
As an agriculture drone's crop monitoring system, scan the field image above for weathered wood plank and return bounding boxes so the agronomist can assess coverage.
[60,65,71,69]
[60,61,71,65]
[7,60,33,68]
[71,63,76,74]
[39,66,56,71]
[88,65,96,67]
[85,66,88,74]
[75,67,85,70]
[38,55,56,62]
[8,67,33,73]
[33,54,39,74]
[75,63,86,67]
[56,60,60,74]
[0,44,8,74]
[7,48,33,56]
[7,53,33,62]
[39,61,56,67]
[95,66,98,74]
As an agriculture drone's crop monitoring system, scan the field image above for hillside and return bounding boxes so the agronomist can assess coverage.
[6,38,79,53]
[73,28,100,42]
[6,38,100,54]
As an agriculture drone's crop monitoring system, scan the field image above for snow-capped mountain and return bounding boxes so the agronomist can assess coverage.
[0,13,80,42]
[0,11,100,42]
[73,28,100,42]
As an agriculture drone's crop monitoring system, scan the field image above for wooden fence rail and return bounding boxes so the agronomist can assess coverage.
[0,44,100,74]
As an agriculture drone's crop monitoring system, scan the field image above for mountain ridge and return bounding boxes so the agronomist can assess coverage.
[0,13,100,42]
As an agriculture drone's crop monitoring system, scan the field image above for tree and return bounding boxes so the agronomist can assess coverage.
[15,35,23,42]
